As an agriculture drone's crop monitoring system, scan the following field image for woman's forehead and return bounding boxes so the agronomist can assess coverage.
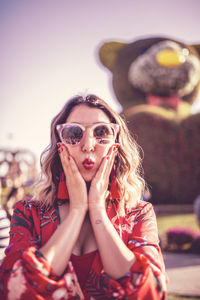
[66,104,111,124]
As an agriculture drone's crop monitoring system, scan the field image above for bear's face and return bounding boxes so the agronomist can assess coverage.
[99,37,200,110]
[128,40,200,97]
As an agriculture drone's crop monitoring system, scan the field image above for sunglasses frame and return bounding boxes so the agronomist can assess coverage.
[56,122,119,146]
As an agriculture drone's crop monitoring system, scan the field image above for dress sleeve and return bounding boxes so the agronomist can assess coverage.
[0,200,84,300]
[127,202,165,274]
[122,202,167,299]
[100,202,167,300]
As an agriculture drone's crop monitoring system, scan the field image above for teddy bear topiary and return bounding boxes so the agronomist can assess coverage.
[99,36,200,205]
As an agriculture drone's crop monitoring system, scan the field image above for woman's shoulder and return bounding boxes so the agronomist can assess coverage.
[14,197,55,216]
[126,200,154,218]
[14,197,39,210]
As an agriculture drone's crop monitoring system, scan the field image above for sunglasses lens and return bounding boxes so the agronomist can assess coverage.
[61,125,83,144]
[58,123,117,146]
[94,125,114,144]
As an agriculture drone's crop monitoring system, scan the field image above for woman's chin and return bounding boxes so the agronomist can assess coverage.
[83,175,94,182]
[82,171,96,182]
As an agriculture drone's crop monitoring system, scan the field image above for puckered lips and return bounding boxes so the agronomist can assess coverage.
[82,158,95,170]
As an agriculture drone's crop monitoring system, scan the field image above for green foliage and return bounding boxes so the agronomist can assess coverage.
[125,107,200,204]
[169,295,200,300]
[157,213,200,253]
[157,214,199,235]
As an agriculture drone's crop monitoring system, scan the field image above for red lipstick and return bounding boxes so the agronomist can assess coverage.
[82,158,95,170]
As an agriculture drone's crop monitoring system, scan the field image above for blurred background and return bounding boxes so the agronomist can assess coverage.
[1,0,200,164]
[1,1,200,297]
[1,0,200,200]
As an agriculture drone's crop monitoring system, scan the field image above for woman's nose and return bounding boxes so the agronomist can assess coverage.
[81,131,95,152]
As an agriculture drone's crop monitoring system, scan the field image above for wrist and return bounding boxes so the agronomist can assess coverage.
[89,204,107,218]
[69,204,88,215]
[89,206,108,225]
[88,202,106,211]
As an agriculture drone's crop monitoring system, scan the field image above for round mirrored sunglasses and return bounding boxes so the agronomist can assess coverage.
[56,122,119,146]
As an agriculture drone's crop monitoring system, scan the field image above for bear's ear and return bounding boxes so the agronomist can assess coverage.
[192,43,200,56]
[99,41,127,72]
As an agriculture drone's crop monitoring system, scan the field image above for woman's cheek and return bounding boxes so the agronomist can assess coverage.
[97,144,111,156]
[67,146,77,158]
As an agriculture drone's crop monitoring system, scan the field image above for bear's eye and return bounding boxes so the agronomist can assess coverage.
[140,46,149,55]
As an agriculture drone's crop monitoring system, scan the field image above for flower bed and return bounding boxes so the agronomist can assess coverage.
[160,226,200,253]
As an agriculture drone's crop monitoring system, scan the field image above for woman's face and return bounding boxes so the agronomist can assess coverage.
[64,104,116,182]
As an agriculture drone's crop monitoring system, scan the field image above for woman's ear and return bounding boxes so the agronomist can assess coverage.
[98,41,127,72]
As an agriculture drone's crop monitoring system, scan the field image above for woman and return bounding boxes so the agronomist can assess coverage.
[0,94,167,299]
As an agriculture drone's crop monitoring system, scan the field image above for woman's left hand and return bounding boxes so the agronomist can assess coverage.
[88,144,119,209]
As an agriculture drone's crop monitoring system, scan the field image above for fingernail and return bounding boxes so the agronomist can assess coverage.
[68,156,70,161]
[57,142,61,148]
[113,145,119,152]
[106,155,110,160]
[58,146,63,154]
[112,145,116,151]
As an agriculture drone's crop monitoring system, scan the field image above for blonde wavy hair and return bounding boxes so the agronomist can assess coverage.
[34,94,146,211]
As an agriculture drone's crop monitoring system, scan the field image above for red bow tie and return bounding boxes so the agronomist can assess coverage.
[147,94,180,110]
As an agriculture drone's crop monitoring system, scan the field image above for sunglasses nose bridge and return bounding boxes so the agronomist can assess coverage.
[81,127,96,152]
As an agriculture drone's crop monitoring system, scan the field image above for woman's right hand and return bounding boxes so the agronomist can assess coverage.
[58,143,88,212]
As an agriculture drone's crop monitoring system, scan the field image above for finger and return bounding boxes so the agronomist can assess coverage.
[106,143,120,172]
[61,144,84,181]
[104,144,119,171]
[58,143,77,178]
[105,151,118,180]
[106,143,120,159]
[57,143,70,170]
[58,146,86,200]
[96,145,118,181]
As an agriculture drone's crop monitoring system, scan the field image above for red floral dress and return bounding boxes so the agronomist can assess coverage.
[0,198,167,299]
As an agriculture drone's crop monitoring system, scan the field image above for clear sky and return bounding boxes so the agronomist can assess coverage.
[1,0,200,166]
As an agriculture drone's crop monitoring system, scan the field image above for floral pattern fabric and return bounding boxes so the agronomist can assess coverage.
[0,198,167,299]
